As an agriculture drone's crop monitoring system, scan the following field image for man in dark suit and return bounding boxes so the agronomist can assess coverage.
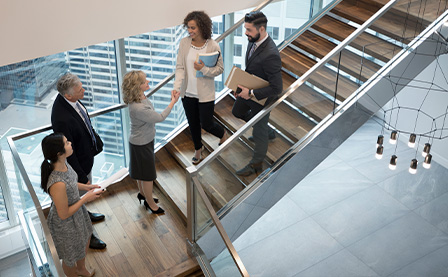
[232,11,283,176]
[51,73,107,249]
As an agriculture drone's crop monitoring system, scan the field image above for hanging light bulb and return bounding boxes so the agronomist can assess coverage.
[389,155,397,170]
[375,145,384,159]
[376,135,384,147]
[408,134,416,148]
[389,131,398,144]
[409,159,418,174]
[422,143,431,157]
[423,154,432,169]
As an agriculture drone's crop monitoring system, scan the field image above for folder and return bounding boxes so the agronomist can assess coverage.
[225,66,269,105]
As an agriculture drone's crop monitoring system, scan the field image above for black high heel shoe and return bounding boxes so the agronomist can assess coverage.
[143,200,165,214]
[137,193,159,204]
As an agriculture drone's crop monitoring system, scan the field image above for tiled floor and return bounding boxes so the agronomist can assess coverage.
[211,119,448,276]
[0,251,31,277]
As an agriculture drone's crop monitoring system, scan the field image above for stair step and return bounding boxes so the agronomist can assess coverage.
[166,130,244,211]
[214,95,293,164]
[292,30,381,82]
[155,147,211,224]
[270,101,317,142]
[312,15,400,62]
[309,66,360,101]
[154,147,188,220]
[202,130,267,185]
[282,71,335,122]
[331,0,424,43]
[281,46,315,76]
[280,46,359,101]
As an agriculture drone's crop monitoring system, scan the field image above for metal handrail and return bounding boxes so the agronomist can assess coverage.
[189,172,249,276]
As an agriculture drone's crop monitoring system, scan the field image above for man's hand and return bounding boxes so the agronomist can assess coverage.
[237,85,251,100]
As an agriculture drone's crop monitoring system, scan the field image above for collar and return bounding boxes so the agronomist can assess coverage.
[254,33,269,48]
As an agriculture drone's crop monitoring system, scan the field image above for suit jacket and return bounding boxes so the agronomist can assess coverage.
[246,37,283,106]
[245,36,283,106]
[51,94,95,184]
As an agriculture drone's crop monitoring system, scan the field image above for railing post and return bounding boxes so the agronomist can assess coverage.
[186,166,197,242]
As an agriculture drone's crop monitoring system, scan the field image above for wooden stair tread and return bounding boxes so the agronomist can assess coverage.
[166,130,244,211]
[331,0,423,43]
[154,147,188,219]
[312,15,399,62]
[281,46,315,76]
[283,79,335,121]
[214,95,293,164]
[282,70,297,89]
[270,102,317,142]
[292,30,381,81]
[309,66,360,101]
[201,131,266,185]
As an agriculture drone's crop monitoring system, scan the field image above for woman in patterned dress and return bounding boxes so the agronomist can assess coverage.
[40,133,103,277]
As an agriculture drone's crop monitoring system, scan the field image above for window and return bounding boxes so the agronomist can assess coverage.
[285,28,298,39]
[234,45,242,57]
[267,26,279,40]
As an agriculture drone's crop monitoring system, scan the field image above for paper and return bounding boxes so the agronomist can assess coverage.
[196,51,220,78]
[93,167,128,192]
[225,66,269,106]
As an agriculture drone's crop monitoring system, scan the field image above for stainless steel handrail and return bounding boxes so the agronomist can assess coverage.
[189,171,249,277]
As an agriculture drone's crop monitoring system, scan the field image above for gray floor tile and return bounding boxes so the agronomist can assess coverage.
[232,196,308,251]
[294,249,379,277]
[213,218,344,277]
[287,161,374,215]
[345,144,416,184]
[347,213,448,276]
[415,191,448,234]
[312,186,410,247]
[389,244,448,277]
[231,205,269,242]
[377,161,448,210]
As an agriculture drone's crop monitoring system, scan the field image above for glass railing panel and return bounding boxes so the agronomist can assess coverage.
[191,177,248,276]
[19,208,63,276]
[194,178,212,238]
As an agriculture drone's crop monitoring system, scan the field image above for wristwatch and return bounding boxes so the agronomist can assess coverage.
[249,89,254,98]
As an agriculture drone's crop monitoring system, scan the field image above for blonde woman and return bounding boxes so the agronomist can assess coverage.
[122,70,180,214]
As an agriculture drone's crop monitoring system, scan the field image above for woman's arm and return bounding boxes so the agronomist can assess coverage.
[49,182,89,220]
[199,40,224,77]
[173,38,187,92]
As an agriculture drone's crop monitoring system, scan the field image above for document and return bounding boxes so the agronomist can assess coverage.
[196,51,220,77]
[225,66,269,106]
[89,167,129,194]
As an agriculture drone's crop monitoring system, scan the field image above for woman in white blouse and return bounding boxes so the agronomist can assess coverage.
[173,11,228,165]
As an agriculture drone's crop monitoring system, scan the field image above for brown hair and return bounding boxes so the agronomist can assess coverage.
[183,11,212,40]
[122,71,145,104]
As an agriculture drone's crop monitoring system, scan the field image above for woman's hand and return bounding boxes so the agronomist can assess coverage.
[172,90,180,103]
[78,182,101,191]
[83,189,103,203]
[194,60,205,71]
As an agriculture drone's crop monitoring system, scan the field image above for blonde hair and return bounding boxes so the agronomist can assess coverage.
[122,70,146,104]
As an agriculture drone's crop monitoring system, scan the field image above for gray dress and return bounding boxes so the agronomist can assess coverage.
[46,163,92,267]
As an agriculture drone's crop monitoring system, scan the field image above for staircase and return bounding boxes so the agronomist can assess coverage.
[153,0,448,222]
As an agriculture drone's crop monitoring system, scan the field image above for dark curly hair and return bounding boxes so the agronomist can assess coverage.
[183,11,212,40]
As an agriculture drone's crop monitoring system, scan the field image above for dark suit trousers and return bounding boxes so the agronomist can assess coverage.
[182,96,225,150]
[232,97,270,164]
